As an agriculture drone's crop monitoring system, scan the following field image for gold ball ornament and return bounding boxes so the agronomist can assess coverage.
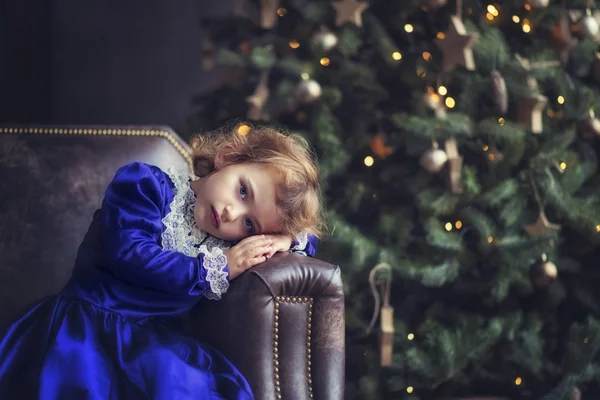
[527,0,549,8]
[577,110,600,140]
[421,0,447,11]
[419,147,448,173]
[530,259,558,288]
[295,79,322,104]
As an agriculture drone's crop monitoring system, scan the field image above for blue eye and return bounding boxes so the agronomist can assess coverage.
[240,184,248,200]
[245,217,254,233]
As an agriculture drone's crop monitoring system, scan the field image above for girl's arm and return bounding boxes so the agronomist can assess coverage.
[101,162,229,300]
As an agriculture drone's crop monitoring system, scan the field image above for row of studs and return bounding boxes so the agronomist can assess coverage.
[0,127,194,171]
[273,295,314,399]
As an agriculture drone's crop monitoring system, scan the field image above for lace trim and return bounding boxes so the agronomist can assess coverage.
[162,168,231,300]
[291,232,309,252]
[199,236,230,300]
[161,168,206,256]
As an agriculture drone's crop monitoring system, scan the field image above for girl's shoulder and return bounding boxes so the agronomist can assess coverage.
[113,161,192,187]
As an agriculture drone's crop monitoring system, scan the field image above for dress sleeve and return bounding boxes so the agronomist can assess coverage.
[101,162,229,300]
[289,232,319,257]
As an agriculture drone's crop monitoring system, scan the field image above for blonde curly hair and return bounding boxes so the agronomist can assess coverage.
[190,123,326,239]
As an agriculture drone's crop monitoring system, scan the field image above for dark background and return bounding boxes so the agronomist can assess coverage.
[0,0,238,134]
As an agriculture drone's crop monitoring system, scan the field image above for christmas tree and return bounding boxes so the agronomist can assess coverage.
[189,0,600,398]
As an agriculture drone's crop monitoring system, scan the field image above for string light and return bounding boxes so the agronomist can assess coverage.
[524,3,531,11]
[487,236,494,243]
[437,32,445,39]
[364,156,374,167]
[512,15,520,23]
[557,96,565,104]
[236,124,251,136]
[482,144,489,151]
[301,72,310,80]
[445,222,453,231]
[404,24,414,33]
[289,40,300,49]
[522,19,531,33]
[455,221,463,229]
[438,86,447,95]
[498,117,505,125]
[406,386,414,394]
[487,5,499,16]
[585,337,590,343]
[559,161,567,170]
[320,57,331,66]
[596,225,600,233]
[416,68,426,78]
[422,52,432,61]
[515,377,523,385]
[486,13,494,21]
[277,7,287,16]
[445,97,456,108]
[407,333,415,340]
[392,51,402,60]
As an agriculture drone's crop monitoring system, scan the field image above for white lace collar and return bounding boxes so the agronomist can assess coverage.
[160,167,231,300]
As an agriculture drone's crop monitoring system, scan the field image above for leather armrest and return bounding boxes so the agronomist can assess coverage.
[189,252,345,400]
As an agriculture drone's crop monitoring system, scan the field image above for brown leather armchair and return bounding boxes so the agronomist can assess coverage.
[0,126,345,400]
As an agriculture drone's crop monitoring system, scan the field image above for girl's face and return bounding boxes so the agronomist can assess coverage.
[192,162,282,241]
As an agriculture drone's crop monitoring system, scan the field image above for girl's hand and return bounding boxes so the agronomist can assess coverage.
[262,234,293,259]
[223,235,273,280]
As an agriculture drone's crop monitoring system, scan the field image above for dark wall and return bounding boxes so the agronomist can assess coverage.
[1,0,229,134]
[0,0,53,124]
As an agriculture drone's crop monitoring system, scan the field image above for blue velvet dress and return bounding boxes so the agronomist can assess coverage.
[0,161,317,400]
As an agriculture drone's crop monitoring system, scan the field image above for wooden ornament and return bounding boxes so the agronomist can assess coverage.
[380,305,394,366]
[434,15,479,72]
[490,70,508,115]
[366,263,394,367]
[331,0,369,27]
[516,93,548,134]
[259,0,280,29]
[524,211,561,236]
[246,70,270,121]
[445,137,463,193]
[578,109,600,140]
[550,16,578,64]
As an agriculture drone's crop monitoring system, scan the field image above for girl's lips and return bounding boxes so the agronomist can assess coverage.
[211,207,220,229]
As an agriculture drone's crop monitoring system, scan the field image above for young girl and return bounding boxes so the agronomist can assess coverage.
[0,125,325,399]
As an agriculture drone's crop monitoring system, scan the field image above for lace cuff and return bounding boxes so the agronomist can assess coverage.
[290,232,308,254]
[200,244,230,300]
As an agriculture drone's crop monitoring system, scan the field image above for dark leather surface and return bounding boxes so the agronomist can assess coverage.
[0,126,345,399]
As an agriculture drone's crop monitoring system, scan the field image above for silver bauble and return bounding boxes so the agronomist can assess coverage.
[578,15,599,39]
[419,148,448,173]
[295,79,322,104]
[313,31,338,51]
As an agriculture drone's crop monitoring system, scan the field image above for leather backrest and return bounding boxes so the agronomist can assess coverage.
[0,126,192,330]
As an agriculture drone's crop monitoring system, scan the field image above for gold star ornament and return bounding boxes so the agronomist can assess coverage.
[332,0,368,27]
[524,211,561,237]
[435,15,479,72]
